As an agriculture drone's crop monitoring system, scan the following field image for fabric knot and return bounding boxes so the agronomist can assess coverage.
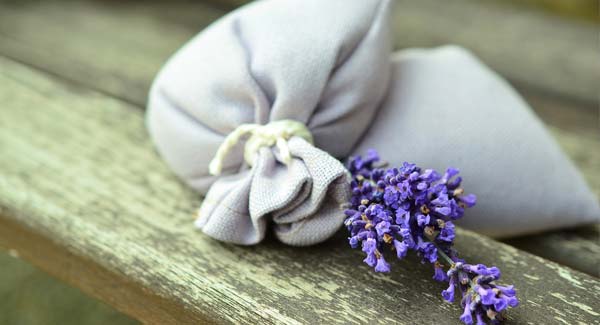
[209,119,313,175]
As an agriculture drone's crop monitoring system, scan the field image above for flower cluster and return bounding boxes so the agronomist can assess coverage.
[443,262,519,324]
[344,150,518,324]
[345,149,475,271]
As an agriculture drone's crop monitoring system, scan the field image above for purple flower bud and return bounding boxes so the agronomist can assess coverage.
[507,295,519,308]
[344,209,357,217]
[417,239,437,263]
[475,312,486,325]
[442,167,460,184]
[362,238,376,253]
[433,264,448,282]
[365,149,379,163]
[476,286,498,305]
[400,162,417,175]
[417,213,430,227]
[464,264,501,279]
[494,297,508,312]
[459,295,473,324]
[375,221,391,237]
[496,284,516,297]
[460,194,477,208]
[435,206,452,216]
[383,187,399,208]
[437,221,456,242]
[408,171,419,181]
[447,176,462,189]
[375,255,391,273]
[363,253,377,267]
[393,240,409,259]
[442,277,456,302]
[431,193,449,206]
[348,236,359,248]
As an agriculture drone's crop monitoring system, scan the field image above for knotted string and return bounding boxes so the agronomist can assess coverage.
[208,119,313,175]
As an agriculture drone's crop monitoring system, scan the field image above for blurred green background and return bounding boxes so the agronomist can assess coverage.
[507,0,598,21]
[0,252,136,325]
[0,0,596,324]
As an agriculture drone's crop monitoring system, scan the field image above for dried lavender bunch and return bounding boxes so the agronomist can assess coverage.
[344,150,519,324]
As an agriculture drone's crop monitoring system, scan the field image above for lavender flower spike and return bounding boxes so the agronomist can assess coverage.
[441,255,519,324]
[344,150,519,324]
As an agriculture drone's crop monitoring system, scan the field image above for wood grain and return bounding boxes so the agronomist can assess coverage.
[1,0,597,139]
[0,0,597,196]
[1,55,599,324]
[0,0,224,106]
[505,225,600,277]
[0,0,598,290]
[392,0,599,104]
[0,0,597,105]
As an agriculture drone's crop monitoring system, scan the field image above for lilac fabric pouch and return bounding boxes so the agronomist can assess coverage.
[352,46,599,237]
[147,0,599,245]
[147,0,393,245]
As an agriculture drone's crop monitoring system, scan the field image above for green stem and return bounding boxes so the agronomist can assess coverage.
[423,234,454,265]
[425,235,478,291]
[436,244,456,266]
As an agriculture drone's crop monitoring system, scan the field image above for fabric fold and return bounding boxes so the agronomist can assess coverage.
[148,0,393,245]
[197,137,349,245]
[352,46,600,237]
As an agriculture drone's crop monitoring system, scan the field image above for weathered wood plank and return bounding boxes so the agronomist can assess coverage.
[391,0,599,104]
[0,0,597,140]
[0,216,203,324]
[505,225,600,277]
[0,0,597,196]
[0,0,597,105]
[0,0,224,106]
[1,56,599,324]
[0,0,598,283]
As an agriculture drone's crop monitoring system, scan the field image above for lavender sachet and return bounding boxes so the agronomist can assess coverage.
[144,0,600,322]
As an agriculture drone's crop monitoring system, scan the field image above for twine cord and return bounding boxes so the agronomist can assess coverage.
[208,119,313,175]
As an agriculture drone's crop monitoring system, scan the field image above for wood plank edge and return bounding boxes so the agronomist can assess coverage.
[0,51,143,108]
[503,224,600,278]
[0,213,214,325]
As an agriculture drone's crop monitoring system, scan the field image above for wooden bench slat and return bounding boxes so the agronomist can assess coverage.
[0,0,224,107]
[1,0,597,144]
[1,56,598,324]
[392,0,599,104]
[0,0,597,105]
[0,0,597,191]
[1,0,598,278]
[505,225,600,277]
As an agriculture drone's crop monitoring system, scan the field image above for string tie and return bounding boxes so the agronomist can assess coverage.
[208,119,313,175]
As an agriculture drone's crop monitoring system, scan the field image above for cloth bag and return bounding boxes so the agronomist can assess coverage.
[352,46,599,237]
[147,0,599,245]
[147,0,393,245]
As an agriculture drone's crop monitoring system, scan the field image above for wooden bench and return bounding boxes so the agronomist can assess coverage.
[0,0,598,323]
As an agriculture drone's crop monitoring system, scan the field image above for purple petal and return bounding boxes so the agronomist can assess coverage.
[374,256,391,273]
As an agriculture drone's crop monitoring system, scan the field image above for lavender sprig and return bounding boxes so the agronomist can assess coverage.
[345,150,519,324]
